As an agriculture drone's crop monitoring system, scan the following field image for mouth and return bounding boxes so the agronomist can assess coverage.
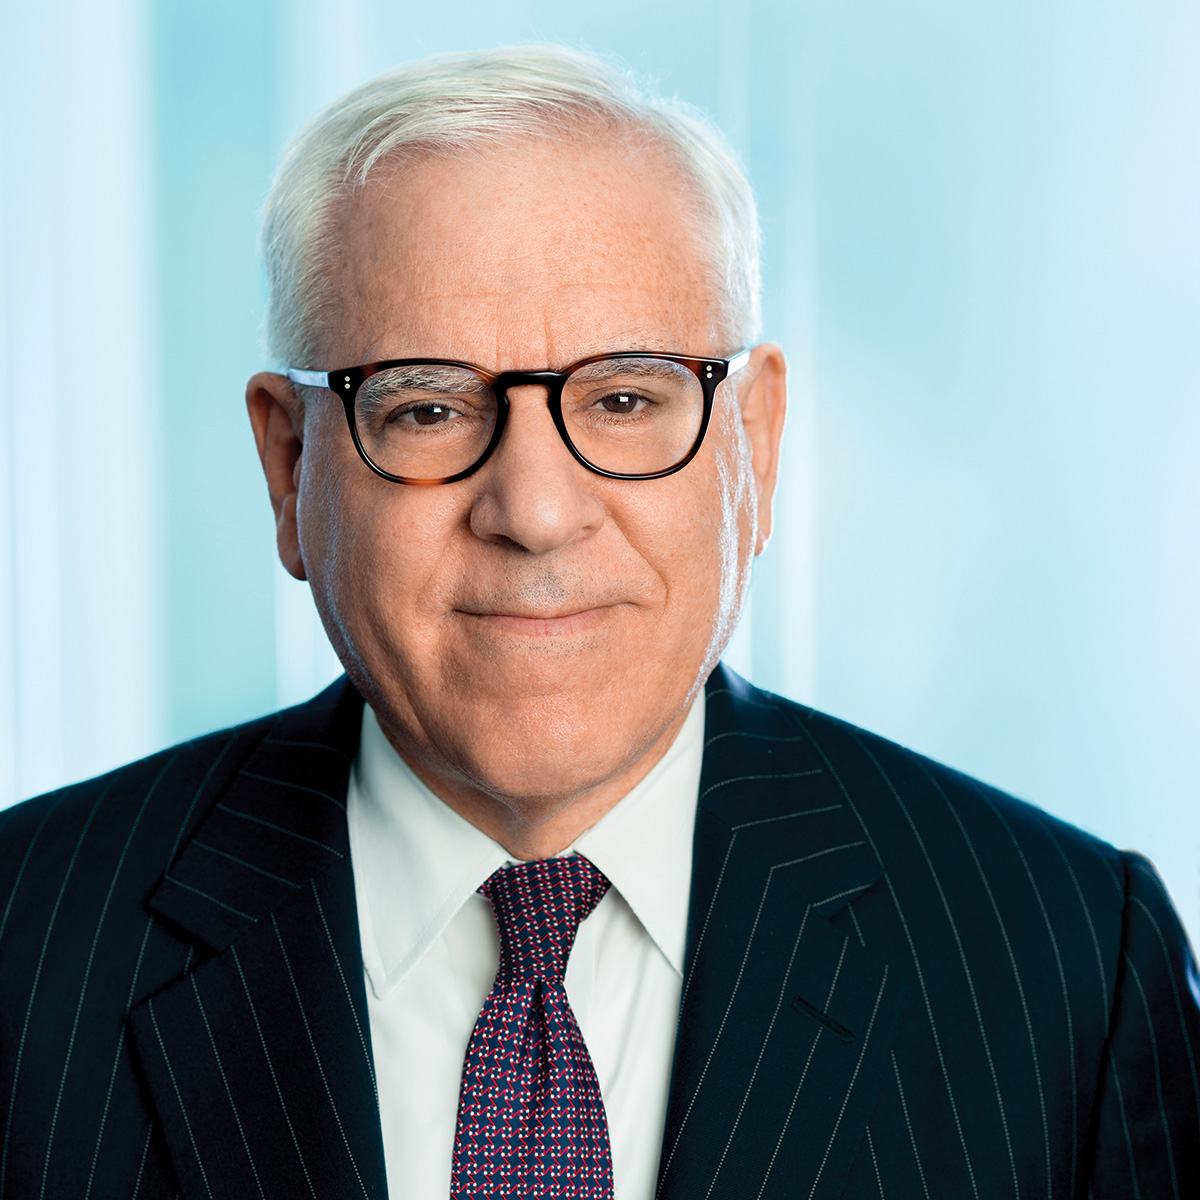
[454,604,618,637]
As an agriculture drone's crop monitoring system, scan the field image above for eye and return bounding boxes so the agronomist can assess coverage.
[595,391,647,415]
[392,403,461,426]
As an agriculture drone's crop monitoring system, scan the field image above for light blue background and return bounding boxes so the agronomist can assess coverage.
[2,0,1198,943]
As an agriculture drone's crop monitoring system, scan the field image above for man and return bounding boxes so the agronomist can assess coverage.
[1,45,1197,1200]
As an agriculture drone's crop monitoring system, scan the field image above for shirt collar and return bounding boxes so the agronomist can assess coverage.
[347,698,704,1000]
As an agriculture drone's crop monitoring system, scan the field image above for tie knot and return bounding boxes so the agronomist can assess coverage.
[480,854,610,984]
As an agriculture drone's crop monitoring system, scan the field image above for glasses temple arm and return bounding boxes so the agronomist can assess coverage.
[286,368,331,389]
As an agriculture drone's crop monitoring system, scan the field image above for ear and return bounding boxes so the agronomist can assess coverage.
[246,372,307,580]
[736,343,787,554]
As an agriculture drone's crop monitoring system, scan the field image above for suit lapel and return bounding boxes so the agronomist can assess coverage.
[658,666,906,1200]
[129,680,388,1200]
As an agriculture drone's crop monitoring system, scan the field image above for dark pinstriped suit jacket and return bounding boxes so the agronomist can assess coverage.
[2,664,1198,1198]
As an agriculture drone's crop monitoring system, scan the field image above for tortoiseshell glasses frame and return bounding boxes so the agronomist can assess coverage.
[286,347,751,486]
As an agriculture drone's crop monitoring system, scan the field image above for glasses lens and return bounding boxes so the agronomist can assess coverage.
[353,364,497,481]
[561,357,705,476]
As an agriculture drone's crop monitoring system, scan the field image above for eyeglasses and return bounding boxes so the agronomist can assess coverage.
[286,348,751,485]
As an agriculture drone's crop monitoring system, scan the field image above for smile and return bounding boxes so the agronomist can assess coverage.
[455,605,617,637]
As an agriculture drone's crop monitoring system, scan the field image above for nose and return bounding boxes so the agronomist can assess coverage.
[468,385,605,554]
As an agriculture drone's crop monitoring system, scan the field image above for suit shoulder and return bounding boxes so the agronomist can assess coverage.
[0,676,358,905]
[754,684,1126,903]
[0,712,275,890]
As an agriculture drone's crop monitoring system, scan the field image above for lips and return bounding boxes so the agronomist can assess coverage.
[455,605,617,636]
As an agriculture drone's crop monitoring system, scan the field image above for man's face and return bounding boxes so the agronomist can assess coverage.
[250,133,785,833]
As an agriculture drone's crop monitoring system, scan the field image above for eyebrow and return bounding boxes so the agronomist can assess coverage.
[569,358,691,381]
[361,366,490,393]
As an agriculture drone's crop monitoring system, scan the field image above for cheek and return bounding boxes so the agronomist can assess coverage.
[701,404,758,652]
[302,500,430,699]
[293,428,450,654]
[294,416,365,586]
[292,450,367,664]
[715,397,758,545]
[627,440,749,632]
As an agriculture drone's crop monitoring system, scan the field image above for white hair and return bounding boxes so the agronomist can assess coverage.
[261,45,762,368]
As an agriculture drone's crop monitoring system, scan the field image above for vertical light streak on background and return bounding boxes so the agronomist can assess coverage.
[269,0,372,710]
[0,52,10,801]
[1,2,64,805]
[810,0,1200,940]
[1028,0,1200,939]
[0,0,163,805]
[743,4,818,701]
[152,0,279,741]
[709,0,757,682]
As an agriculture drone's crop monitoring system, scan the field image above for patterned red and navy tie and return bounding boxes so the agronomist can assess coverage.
[451,854,615,1198]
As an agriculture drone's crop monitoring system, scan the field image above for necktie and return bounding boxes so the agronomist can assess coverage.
[451,854,615,1198]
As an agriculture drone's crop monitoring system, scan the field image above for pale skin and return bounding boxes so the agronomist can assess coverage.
[247,132,787,860]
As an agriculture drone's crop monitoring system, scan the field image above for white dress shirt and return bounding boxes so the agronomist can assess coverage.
[347,697,704,1200]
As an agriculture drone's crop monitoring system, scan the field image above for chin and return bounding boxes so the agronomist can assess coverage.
[471,760,610,811]
[452,697,655,803]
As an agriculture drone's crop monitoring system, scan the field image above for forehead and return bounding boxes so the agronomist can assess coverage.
[322,133,722,369]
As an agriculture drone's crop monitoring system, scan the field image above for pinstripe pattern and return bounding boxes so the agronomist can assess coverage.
[891,1049,930,1198]
[866,740,1022,1192]
[2,784,109,1199]
[864,1125,884,1198]
[0,678,385,1199]
[310,876,380,1106]
[3,666,1198,1197]
[189,973,265,1200]
[271,913,371,1199]
[0,733,239,1197]
[658,665,1200,1199]
[705,904,811,1196]
[85,737,236,1200]
[802,965,889,1199]
[660,673,901,1199]
[38,755,173,1200]
[147,1000,213,1200]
